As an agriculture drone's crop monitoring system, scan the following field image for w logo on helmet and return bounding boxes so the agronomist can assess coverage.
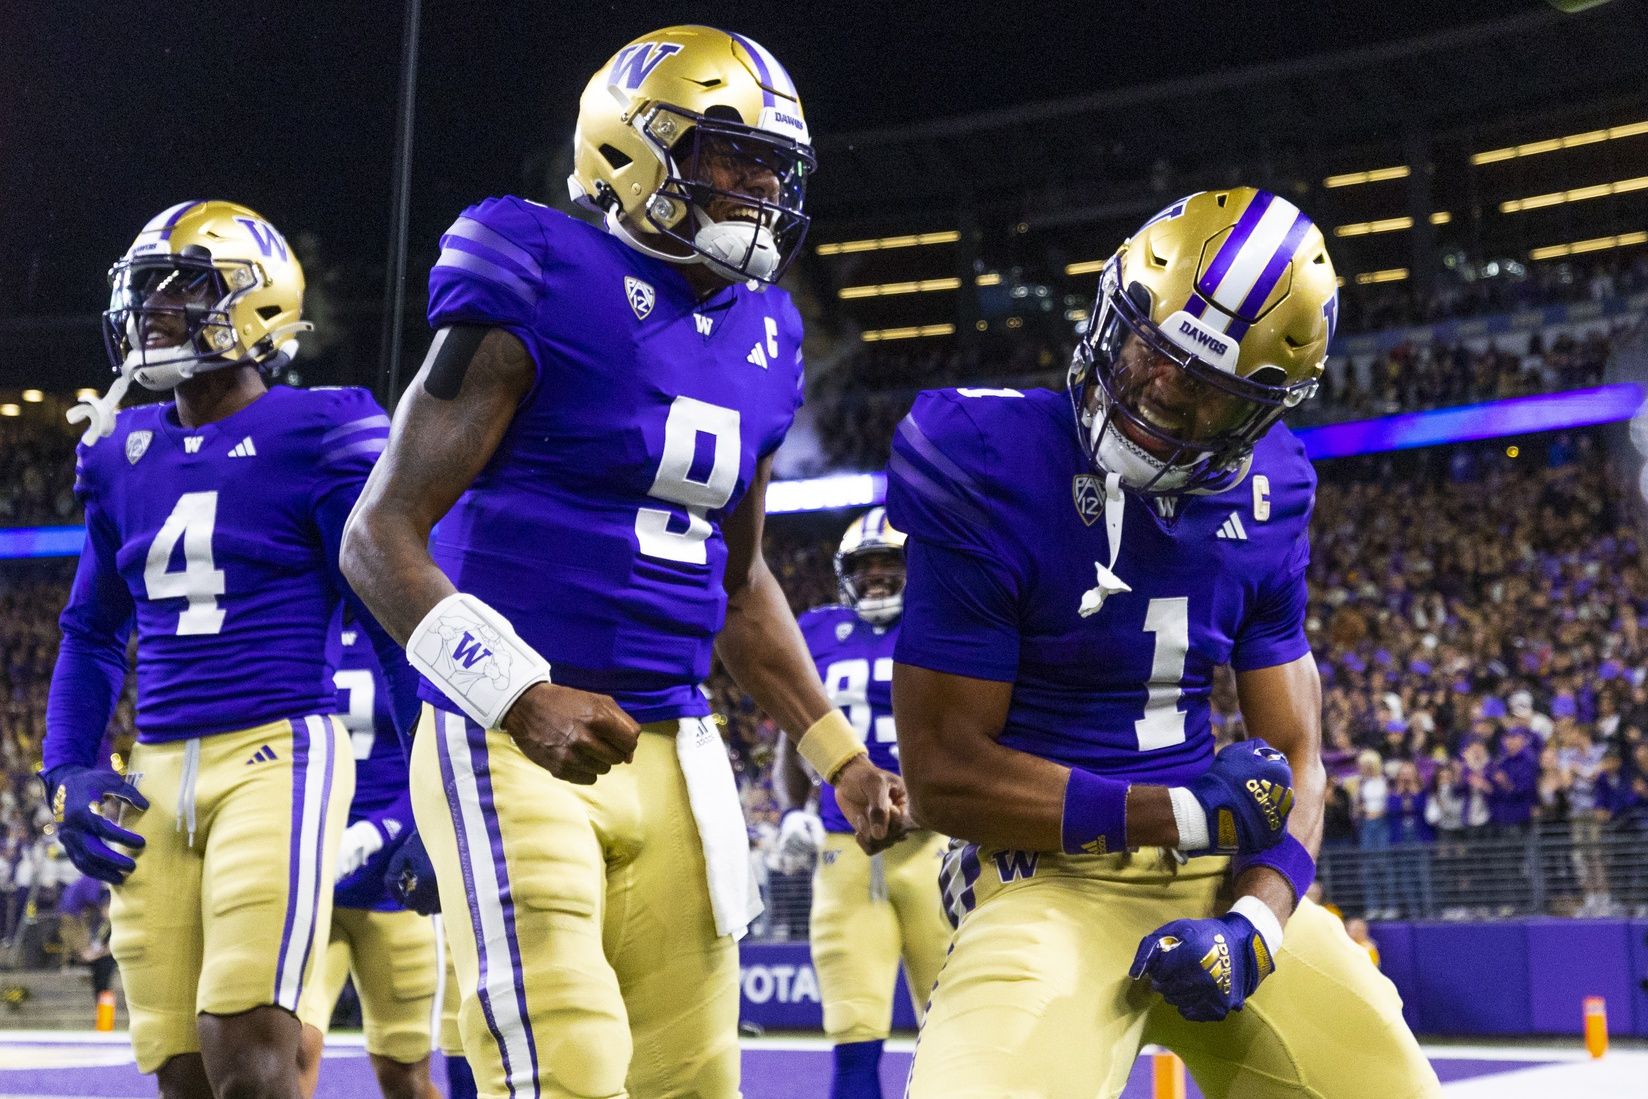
[609,41,682,92]
[234,217,288,261]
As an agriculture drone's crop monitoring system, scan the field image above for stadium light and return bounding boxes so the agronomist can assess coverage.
[765,472,887,515]
[1429,211,1453,226]
[1323,165,1410,188]
[1472,120,1648,166]
[1529,231,1648,261]
[75,387,98,399]
[0,404,19,417]
[1335,216,1414,238]
[975,272,1003,286]
[815,230,960,256]
[860,323,956,342]
[838,277,962,300]
[1498,174,1648,214]
[20,389,43,403]
[1355,268,1409,285]
[1065,259,1107,276]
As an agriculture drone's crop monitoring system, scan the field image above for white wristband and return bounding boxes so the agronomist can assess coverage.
[1230,894,1284,956]
[407,592,551,730]
[1167,786,1210,852]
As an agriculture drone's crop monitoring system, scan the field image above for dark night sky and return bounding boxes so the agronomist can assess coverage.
[0,0,1564,326]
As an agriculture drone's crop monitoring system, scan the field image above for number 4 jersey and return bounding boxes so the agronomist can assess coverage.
[45,385,392,764]
[798,605,900,834]
[885,387,1314,786]
[423,197,805,723]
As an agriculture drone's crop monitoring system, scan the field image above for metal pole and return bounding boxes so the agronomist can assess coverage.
[379,0,422,405]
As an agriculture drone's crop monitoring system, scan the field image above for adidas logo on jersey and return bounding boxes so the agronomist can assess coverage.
[184,436,203,454]
[227,436,258,458]
[245,744,279,766]
[1215,512,1248,541]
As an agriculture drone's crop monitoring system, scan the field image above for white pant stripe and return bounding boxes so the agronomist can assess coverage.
[441,710,537,1096]
[276,714,332,1008]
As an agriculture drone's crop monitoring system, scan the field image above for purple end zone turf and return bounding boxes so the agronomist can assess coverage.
[0,1043,1560,1097]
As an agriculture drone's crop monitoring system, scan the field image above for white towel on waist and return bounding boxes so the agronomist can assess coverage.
[676,717,764,939]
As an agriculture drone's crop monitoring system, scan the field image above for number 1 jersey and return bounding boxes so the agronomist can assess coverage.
[423,197,805,723]
[47,386,391,755]
[885,387,1314,786]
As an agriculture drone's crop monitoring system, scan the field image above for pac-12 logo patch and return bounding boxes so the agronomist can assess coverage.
[625,275,655,320]
[126,430,152,465]
[1072,474,1103,526]
[835,622,853,642]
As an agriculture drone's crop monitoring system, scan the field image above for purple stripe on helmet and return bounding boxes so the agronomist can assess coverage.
[292,718,335,999]
[1197,191,1274,300]
[464,718,541,1083]
[274,718,310,998]
[435,715,519,1095]
[162,201,203,237]
[728,31,777,107]
[1183,294,1209,319]
[1225,318,1253,342]
[1233,210,1312,321]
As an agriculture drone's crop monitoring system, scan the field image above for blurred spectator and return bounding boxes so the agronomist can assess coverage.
[1557,723,1615,915]
[1355,750,1394,918]
[1387,762,1435,918]
[1488,726,1540,833]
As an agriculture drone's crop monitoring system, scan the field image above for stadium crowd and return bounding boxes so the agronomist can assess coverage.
[1,256,1646,943]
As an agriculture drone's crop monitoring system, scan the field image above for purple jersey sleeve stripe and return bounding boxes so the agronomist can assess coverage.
[1233,210,1312,321]
[447,217,544,282]
[322,436,388,465]
[1196,191,1273,301]
[434,246,537,306]
[320,414,391,446]
[887,447,992,531]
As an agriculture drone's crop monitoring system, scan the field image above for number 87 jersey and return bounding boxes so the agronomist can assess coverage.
[51,385,392,744]
[421,196,805,724]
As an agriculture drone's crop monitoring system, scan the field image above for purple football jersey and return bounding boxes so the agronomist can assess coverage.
[886,387,1314,787]
[422,197,805,722]
[332,620,413,911]
[45,386,389,764]
[798,604,901,834]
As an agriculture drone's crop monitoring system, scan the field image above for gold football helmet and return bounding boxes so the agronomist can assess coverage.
[568,25,815,284]
[1071,188,1338,494]
[103,200,310,391]
[835,507,907,625]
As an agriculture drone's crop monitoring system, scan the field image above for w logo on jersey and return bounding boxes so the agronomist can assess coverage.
[992,849,1039,883]
[234,217,288,261]
[609,41,682,92]
[625,276,655,320]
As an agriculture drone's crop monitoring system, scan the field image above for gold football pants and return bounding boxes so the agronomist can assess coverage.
[811,829,950,1042]
[909,844,1441,1099]
[411,705,740,1099]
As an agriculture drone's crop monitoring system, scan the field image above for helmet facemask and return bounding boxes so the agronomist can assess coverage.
[103,250,262,391]
[1070,258,1316,495]
[629,104,813,284]
[836,546,906,626]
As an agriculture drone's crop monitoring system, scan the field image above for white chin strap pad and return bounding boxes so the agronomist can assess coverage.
[695,220,779,282]
[1093,415,1196,493]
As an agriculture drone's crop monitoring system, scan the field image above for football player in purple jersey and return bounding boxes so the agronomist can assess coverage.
[776,509,951,1099]
[342,26,905,1099]
[43,201,418,1099]
[889,189,1440,1097]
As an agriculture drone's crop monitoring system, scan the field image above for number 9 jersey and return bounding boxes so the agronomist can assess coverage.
[422,196,805,723]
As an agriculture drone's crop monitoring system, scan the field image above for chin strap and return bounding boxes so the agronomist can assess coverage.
[66,371,134,446]
[1079,473,1132,618]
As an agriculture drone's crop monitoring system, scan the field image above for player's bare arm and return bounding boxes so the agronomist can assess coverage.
[894,664,1180,850]
[773,730,813,813]
[715,455,905,850]
[1230,652,1325,927]
[341,327,639,784]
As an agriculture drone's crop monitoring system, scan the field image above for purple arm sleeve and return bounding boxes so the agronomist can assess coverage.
[44,503,133,773]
